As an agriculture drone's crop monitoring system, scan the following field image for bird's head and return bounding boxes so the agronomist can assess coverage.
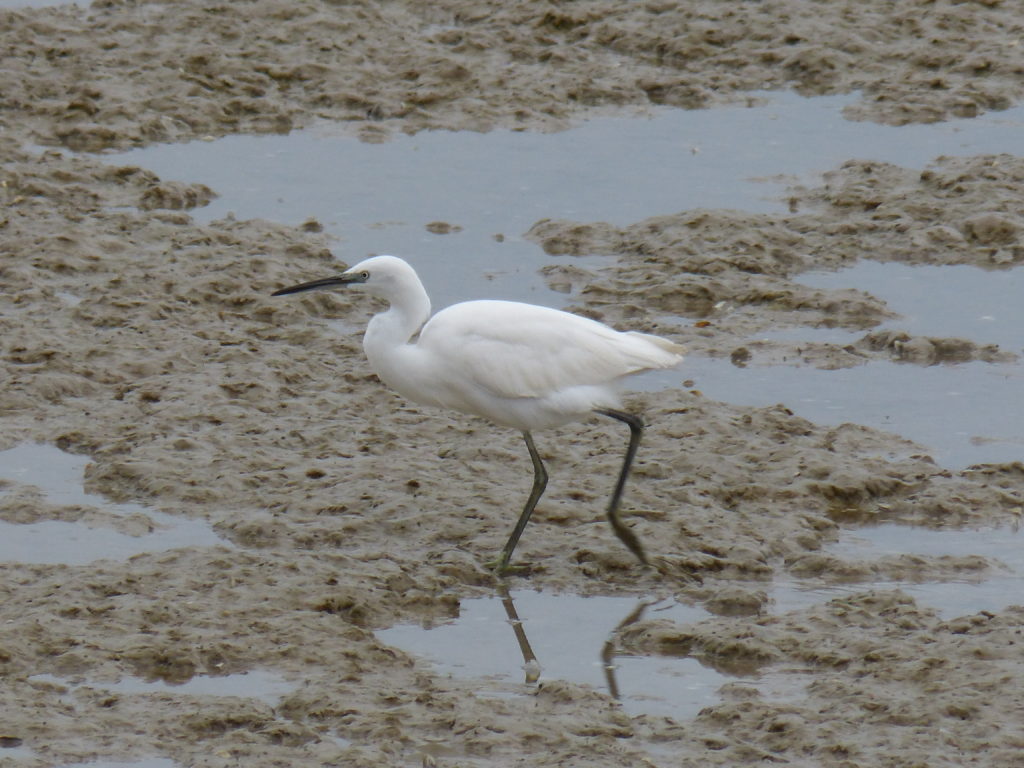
[271,255,418,302]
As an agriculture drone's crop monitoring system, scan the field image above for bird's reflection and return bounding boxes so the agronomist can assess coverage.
[600,598,656,699]
[494,582,662,697]
[498,585,541,684]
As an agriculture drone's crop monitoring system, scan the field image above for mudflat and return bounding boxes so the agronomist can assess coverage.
[2,1,1023,766]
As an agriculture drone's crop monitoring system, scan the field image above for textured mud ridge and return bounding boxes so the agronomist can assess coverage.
[2,2,1024,767]
[529,154,1024,367]
[3,0,1024,151]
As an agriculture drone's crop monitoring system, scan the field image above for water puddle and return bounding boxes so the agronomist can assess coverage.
[798,262,1024,354]
[328,734,352,750]
[0,0,79,7]
[382,527,1022,726]
[646,260,1024,468]
[379,589,727,719]
[55,291,83,306]
[106,91,1024,309]
[774,524,1024,619]
[56,759,178,768]
[94,93,1024,469]
[0,443,226,565]
[35,89,1022,723]
[0,739,36,762]
[24,671,289,768]
[31,669,293,706]
[674,356,1024,467]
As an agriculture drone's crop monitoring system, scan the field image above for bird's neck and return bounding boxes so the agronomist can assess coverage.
[362,283,431,361]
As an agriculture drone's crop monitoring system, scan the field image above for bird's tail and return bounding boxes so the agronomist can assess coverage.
[626,331,686,367]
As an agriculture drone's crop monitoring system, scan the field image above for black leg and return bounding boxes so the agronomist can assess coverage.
[494,430,548,572]
[594,408,649,565]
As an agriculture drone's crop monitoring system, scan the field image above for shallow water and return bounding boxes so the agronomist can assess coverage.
[0,0,78,7]
[108,91,1024,309]
[644,260,1024,468]
[21,671,290,767]
[56,760,177,768]
[798,262,1024,355]
[379,589,723,719]
[775,523,1024,620]
[673,355,1024,467]
[0,443,226,565]
[380,525,1024,719]
[100,93,1024,470]
[53,90,1024,726]
[0,743,37,762]
[31,669,294,706]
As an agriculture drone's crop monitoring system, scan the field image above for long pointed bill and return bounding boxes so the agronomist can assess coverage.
[271,272,367,296]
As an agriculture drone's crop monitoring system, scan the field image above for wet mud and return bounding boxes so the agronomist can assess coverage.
[2,1,1024,766]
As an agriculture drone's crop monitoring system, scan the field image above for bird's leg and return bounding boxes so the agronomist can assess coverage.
[492,431,548,573]
[595,409,649,565]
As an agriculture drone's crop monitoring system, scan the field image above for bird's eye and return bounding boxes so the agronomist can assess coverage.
[360,271,370,281]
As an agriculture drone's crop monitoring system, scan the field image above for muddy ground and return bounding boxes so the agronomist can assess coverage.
[2,1,1024,766]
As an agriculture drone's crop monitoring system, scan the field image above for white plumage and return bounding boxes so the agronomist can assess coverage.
[273,255,684,570]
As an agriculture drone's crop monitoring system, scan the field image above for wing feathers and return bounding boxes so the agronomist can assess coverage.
[418,301,683,400]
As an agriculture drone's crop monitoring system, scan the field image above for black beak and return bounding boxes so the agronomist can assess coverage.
[271,273,366,296]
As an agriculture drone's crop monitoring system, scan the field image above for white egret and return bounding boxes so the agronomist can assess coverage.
[272,255,684,571]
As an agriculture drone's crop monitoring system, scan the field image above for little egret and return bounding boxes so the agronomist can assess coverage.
[272,255,683,571]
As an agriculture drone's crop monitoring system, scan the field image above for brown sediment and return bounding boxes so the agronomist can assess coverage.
[2,1,1023,766]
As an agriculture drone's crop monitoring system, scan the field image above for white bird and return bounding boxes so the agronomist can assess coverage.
[272,255,684,571]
